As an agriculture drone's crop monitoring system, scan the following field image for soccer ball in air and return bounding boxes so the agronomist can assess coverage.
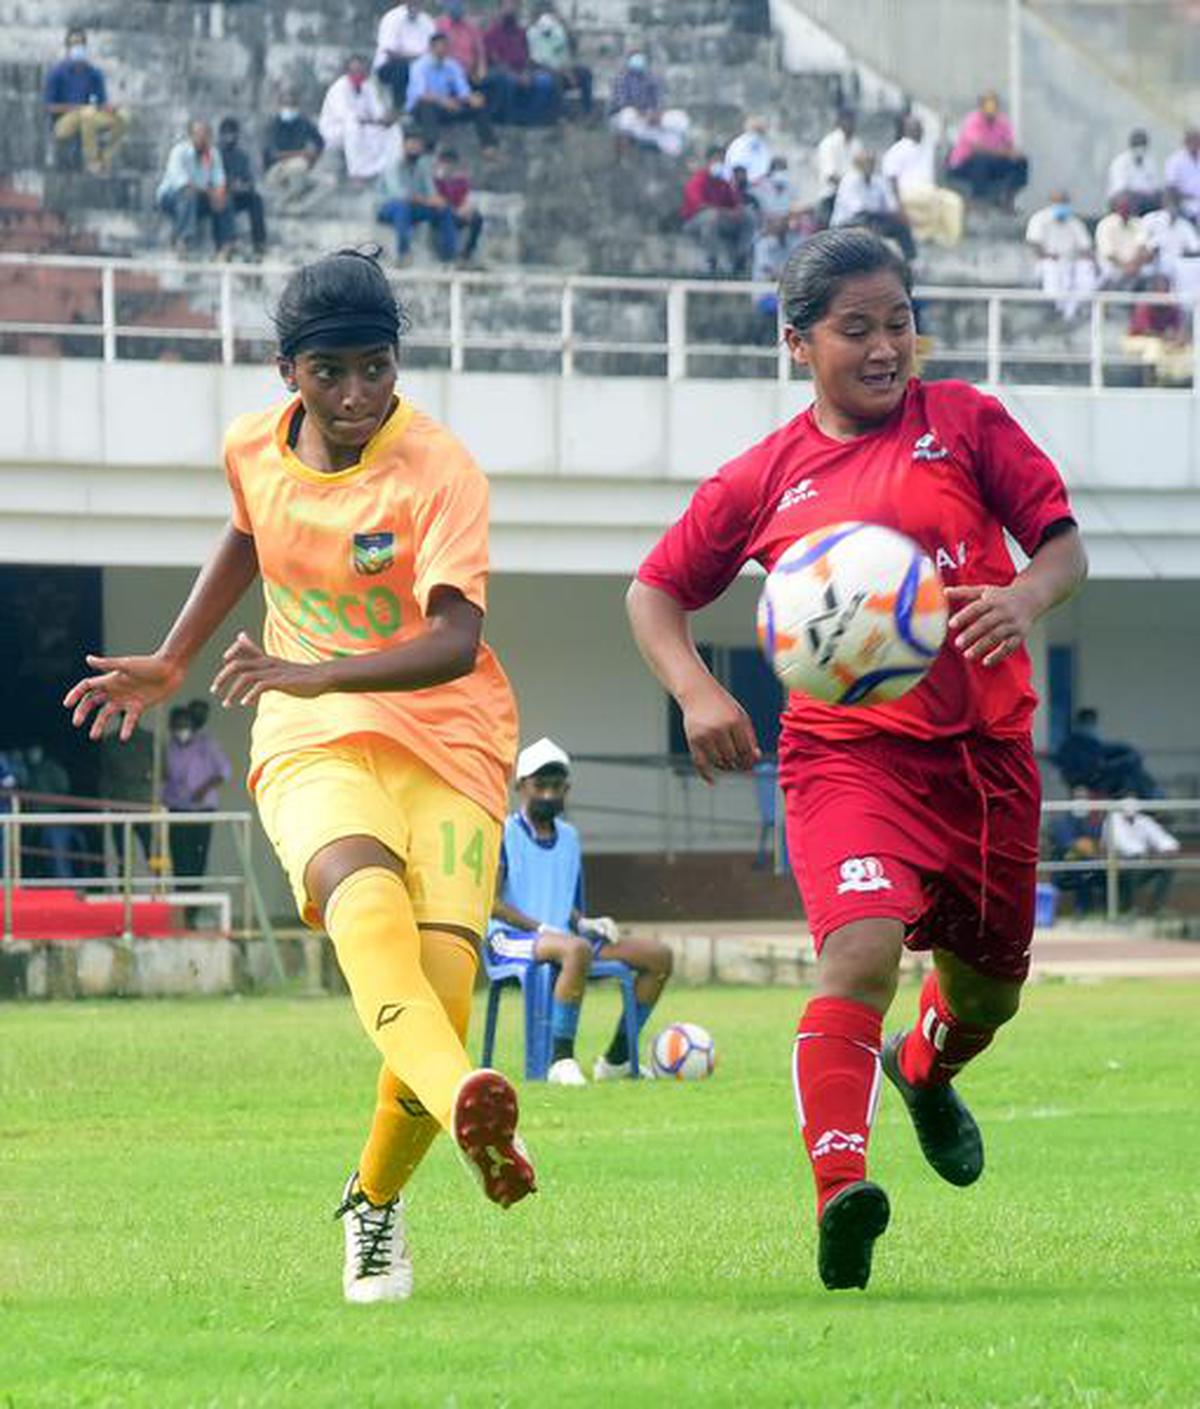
[756,522,947,706]
[651,1023,716,1080]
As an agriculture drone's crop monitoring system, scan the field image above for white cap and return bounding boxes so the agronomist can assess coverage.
[515,737,571,781]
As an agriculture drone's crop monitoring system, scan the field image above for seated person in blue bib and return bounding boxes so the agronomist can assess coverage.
[488,737,674,1085]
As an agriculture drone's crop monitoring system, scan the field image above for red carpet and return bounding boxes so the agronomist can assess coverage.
[7,888,174,940]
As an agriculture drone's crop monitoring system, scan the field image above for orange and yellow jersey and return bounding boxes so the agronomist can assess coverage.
[223,395,517,821]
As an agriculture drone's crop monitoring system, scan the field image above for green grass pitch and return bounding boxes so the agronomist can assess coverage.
[2,979,1198,1407]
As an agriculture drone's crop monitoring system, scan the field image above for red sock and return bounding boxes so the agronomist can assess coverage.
[898,972,996,1087]
[792,996,883,1219]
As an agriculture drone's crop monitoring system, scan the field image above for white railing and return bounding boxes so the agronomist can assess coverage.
[2,252,1200,390]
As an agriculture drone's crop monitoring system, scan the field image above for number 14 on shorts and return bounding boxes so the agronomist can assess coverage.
[440,821,485,886]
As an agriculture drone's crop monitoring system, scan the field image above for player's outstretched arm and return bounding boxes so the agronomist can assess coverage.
[63,524,259,741]
[625,579,760,784]
[946,525,1087,668]
[210,584,482,709]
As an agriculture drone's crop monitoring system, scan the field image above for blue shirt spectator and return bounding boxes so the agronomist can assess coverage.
[43,52,107,110]
[406,50,472,111]
[157,131,227,202]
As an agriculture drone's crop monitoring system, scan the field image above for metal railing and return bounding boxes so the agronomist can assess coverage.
[3,252,1200,390]
[0,806,279,972]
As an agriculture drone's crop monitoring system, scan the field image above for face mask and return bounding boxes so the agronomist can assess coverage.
[1122,799,1139,818]
[279,108,299,122]
[708,162,723,178]
[1070,801,1090,819]
[68,44,87,63]
[1132,147,1146,162]
[1053,202,1072,221]
[772,173,787,189]
[173,729,193,745]
[627,54,647,72]
[349,73,365,90]
[528,797,564,824]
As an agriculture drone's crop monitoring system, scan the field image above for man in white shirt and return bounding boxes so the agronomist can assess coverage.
[1025,190,1096,318]
[1107,128,1160,215]
[1106,797,1181,912]
[816,108,863,224]
[319,55,399,181]
[724,114,772,186]
[1163,127,1200,219]
[881,115,963,247]
[1094,195,1149,288]
[374,3,436,111]
[832,148,916,259]
[1140,186,1200,290]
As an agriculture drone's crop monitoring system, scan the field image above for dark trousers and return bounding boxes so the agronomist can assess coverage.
[230,186,266,251]
[169,817,213,887]
[491,70,558,125]
[452,207,483,259]
[376,57,412,112]
[853,211,917,261]
[111,821,152,870]
[378,198,459,260]
[949,151,1029,204]
[159,187,235,251]
[410,98,496,152]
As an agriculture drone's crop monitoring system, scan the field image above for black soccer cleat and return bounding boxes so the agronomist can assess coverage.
[881,1031,984,1187]
[817,1180,891,1291]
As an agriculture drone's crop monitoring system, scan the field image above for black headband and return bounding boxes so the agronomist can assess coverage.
[279,310,399,359]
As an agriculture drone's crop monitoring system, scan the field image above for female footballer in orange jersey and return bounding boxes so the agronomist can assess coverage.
[64,248,537,1303]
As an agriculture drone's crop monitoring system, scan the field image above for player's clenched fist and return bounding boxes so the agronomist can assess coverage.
[210,631,327,708]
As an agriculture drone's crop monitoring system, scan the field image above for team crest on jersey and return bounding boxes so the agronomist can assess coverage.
[912,431,949,462]
[352,531,395,575]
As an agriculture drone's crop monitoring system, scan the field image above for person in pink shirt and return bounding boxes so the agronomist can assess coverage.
[947,91,1029,208]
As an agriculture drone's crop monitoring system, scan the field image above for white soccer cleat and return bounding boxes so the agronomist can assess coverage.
[593,1053,630,1082]
[335,1172,413,1304]
[452,1068,537,1209]
[547,1057,588,1086]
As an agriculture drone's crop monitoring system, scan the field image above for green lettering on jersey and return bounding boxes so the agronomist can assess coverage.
[267,580,402,644]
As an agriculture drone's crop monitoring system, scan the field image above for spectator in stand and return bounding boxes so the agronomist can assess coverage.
[407,31,498,154]
[1107,128,1160,215]
[437,1,505,120]
[816,108,863,226]
[752,155,793,226]
[1140,186,1200,291]
[163,703,231,906]
[0,750,17,815]
[22,743,80,880]
[262,90,330,211]
[485,0,558,126]
[1163,127,1200,220]
[434,146,484,263]
[216,117,266,258]
[42,26,128,175]
[947,90,1028,208]
[681,143,756,276]
[1049,786,1106,916]
[1094,195,1150,289]
[1124,273,1193,386]
[527,6,593,117]
[882,115,964,248]
[377,128,459,263]
[1106,796,1181,913]
[374,2,436,113]
[1025,190,1096,319]
[831,149,917,260]
[319,56,398,182]
[156,120,234,257]
[1054,707,1158,799]
[608,51,689,158]
[725,114,773,186]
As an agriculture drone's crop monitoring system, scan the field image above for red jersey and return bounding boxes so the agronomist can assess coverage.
[637,379,1075,743]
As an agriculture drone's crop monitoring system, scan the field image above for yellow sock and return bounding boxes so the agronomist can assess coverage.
[324,867,473,1132]
[358,930,477,1205]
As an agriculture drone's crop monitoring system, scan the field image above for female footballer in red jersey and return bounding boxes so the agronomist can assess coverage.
[628,229,1086,1291]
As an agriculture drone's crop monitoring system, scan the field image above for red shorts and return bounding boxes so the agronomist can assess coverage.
[781,730,1041,983]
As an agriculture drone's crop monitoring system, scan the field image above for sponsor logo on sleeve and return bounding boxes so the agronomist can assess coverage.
[836,856,892,894]
[913,431,949,461]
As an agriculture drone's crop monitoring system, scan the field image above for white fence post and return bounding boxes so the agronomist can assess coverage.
[667,283,686,381]
[449,277,464,373]
[986,296,1002,384]
[101,263,116,362]
[219,266,235,366]
[560,279,574,377]
[1089,295,1104,390]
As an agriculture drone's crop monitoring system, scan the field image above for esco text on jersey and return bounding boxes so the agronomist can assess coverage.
[836,856,893,894]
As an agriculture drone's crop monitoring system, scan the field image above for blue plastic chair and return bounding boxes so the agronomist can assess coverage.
[480,939,641,1080]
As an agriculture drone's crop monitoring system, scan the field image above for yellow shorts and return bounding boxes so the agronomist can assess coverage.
[255,733,501,935]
